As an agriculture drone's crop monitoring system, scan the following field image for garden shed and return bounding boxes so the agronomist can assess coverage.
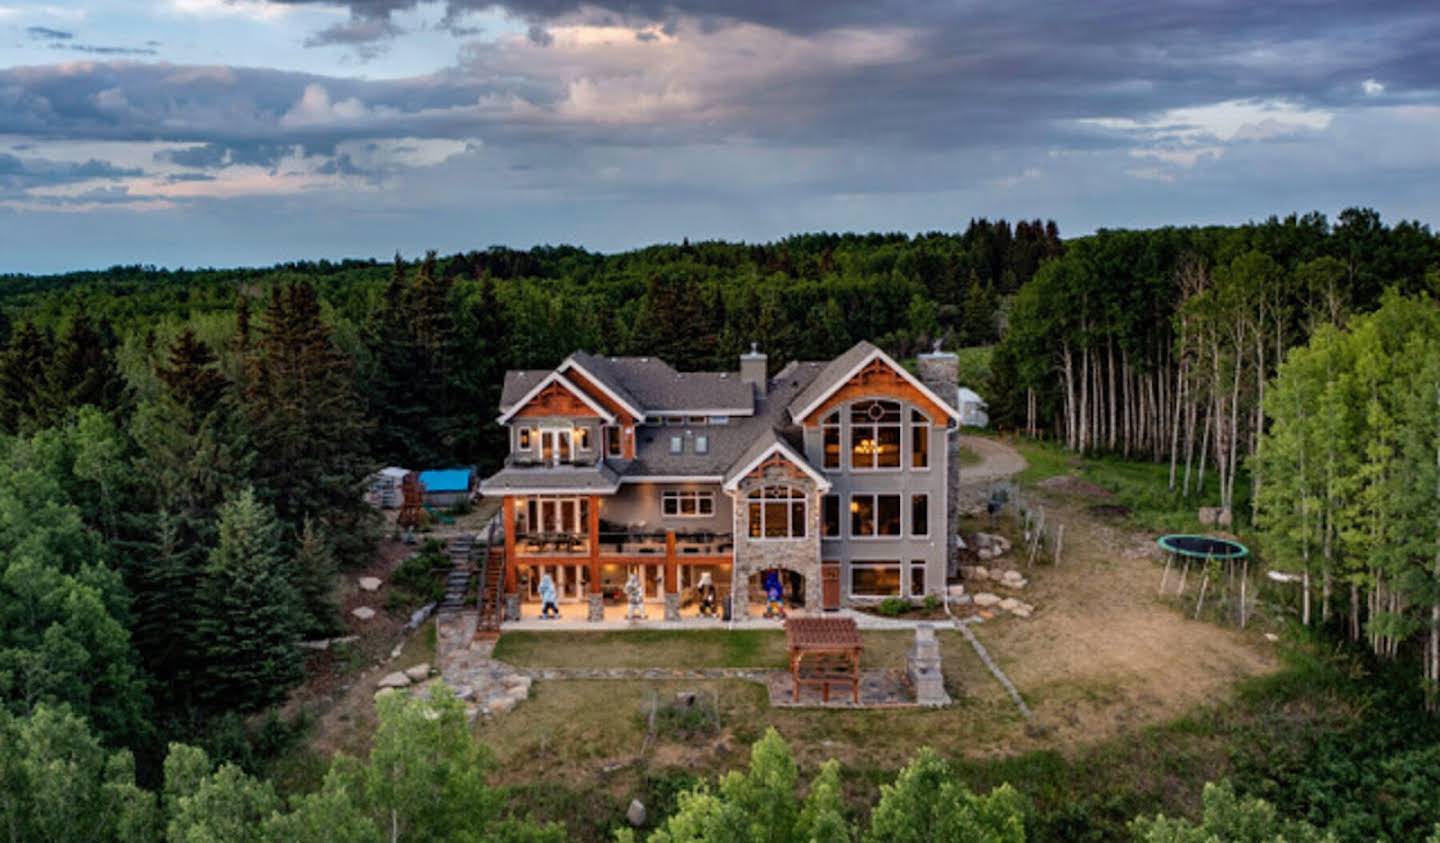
[367,466,411,509]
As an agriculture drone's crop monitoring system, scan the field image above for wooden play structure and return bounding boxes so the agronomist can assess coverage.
[785,616,863,703]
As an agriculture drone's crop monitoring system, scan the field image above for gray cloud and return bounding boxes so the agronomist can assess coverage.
[304,15,403,58]
[0,152,141,197]
[26,26,73,40]
[51,43,159,56]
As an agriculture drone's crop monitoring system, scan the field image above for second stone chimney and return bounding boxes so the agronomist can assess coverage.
[740,343,768,397]
[916,340,959,400]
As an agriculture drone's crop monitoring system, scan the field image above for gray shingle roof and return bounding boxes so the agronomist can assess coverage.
[786,340,880,422]
[499,370,561,412]
[569,352,754,415]
[479,462,621,494]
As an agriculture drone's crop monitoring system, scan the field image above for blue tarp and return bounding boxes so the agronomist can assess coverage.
[418,468,473,493]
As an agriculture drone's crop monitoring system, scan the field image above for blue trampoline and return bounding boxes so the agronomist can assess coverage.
[1156,534,1248,560]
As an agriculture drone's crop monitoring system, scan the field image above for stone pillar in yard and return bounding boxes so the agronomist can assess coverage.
[663,592,681,621]
[587,594,604,622]
[908,623,951,707]
[503,593,520,622]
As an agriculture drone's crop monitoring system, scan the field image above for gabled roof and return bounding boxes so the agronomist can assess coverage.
[722,434,831,493]
[787,340,962,425]
[564,352,754,416]
[496,370,616,424]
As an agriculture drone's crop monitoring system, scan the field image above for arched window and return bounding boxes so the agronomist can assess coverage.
[747,485,807,539]
[849,399,901,469]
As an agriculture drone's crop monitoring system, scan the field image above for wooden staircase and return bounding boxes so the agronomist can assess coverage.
[475,547,505,640]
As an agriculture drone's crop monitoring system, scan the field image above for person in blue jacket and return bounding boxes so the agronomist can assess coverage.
[763,570,786,619]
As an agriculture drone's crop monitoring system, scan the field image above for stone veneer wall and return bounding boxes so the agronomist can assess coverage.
[730,470,823,617]
[917,350,961,577]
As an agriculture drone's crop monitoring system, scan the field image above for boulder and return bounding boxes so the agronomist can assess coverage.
[946,583,967,597]
[973,592,1002,608]
[374,687,399,701]
[998,597,1022,613]
[351,606,376,621]
[377,671,411,689]
[1011,604,1033,619]
[358,576,383,592]
[488,695,518,716]
[627,800,648,828]
[1216,508,1233,528]
[675,691,698,707]
[404,663,431,683]
[1198,506,1220,526]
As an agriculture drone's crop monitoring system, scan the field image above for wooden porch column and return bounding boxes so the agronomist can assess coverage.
[502,496,518,592]
[664,530,678,593]
[588,494,601,593]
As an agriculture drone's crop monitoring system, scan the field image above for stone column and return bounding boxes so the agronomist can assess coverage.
[587,594,604,622]
[663,592,681,621]
[503,593,520,622]
[907,623,951,707]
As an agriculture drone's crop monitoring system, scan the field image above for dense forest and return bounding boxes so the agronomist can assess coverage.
[3,211,1440,840]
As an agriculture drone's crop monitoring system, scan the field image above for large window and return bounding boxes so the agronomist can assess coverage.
[605,425,622,457]
[850,560,901,596]
[850,400,902,469]
[522,497,588,535]
[822,410,841,469]
[662,490,715,517]
[911,494,929,537]
[822,494,840,537]
[747,485,807,539]
[911,409,930,469]
[850,493,901,537]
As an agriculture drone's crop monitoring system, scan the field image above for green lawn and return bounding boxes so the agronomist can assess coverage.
[492,629,923,671]
[1012,438,1253,534]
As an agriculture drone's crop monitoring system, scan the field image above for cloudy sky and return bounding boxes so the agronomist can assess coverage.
[2,1,1439,272]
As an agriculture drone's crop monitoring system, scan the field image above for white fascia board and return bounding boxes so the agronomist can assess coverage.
[721,440,831,493]
[791,347,962,424]
[619,475,725,484]
[558,357,648,422]
[496,371,616,425]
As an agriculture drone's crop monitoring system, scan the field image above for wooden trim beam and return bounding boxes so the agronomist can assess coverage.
[588,494,601,593]
[502,496,517,593]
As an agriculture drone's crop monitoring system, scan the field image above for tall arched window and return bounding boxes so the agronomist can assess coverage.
[747,485,807,539]
[849,399,901,469]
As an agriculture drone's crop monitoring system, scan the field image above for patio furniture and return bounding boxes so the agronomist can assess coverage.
[785,617,863,704]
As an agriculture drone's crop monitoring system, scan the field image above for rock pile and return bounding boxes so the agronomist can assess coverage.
[971,592,1034,618]
[970,532,1012,561]
[960,565,1028,590]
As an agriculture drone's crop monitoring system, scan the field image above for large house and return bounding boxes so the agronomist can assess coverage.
[479,340,963,620]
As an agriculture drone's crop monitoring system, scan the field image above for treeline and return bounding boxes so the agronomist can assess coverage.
[1255,293,1440,706]
[992,208,1440,517]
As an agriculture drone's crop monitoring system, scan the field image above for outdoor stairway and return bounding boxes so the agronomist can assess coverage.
[436,534,476,616]
[474,547,505,640]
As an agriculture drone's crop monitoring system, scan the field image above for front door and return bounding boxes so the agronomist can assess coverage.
[540,429,573,465]
[821,561,841,611]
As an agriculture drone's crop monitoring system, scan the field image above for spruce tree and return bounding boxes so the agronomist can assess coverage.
[40,310,126,428]
[292,518,341,638]
[0,322,53,435]
[244,282,375,563]
[195,488,304,712]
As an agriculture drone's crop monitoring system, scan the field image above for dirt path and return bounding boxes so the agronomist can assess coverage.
[958,434,1028,485]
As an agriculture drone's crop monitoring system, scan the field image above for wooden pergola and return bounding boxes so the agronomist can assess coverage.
[784,617,862,703]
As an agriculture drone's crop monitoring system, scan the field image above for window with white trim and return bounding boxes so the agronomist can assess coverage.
[822,494,840,537]
[850,560,901,596]
[850,400,902,469]
[850,493,901,537]
[910,560,926,597]
[911,494,929,537]
[822,410,841,469]
[911,409,930,469]
[746,485,807,539]
[662,490,715,517]
[605,425,622,457]
[517,427,533,450]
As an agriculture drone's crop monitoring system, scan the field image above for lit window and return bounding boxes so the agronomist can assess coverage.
[605,426,622,457]
[822,410,841,469]
[850,561,901,596]
[664,416,685,426]
[670,436,684,454]
[518,428,532,449]
[695,435,709,454]
[746,485,806,539]
[911,409,930,469]
[663,491,715,517]
[850,400,901,469]
[850,493,901,536]
[688,416,707,425]
[576,427,591,450]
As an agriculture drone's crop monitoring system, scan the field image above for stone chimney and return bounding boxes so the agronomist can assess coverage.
[740,343,767,397]
[916,340,959,399]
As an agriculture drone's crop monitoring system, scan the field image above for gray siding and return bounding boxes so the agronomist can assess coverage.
[598,482,732,532]
[802,397,949,599]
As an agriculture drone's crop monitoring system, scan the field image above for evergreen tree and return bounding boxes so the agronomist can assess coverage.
[194,488,305,712]
[293,517,341,638]
[39,310,126,428]
[961,271,994,345]
[450,271,511,468]
[243,282,375,563]
[0,322,52,435]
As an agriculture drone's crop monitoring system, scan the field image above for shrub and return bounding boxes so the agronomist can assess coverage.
[877,597,914,617]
